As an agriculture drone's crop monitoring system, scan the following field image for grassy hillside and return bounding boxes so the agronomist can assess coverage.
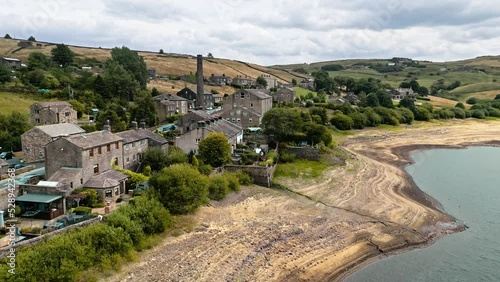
[0,92,48,115]
[271,56,500,101]
[0,38,303,84]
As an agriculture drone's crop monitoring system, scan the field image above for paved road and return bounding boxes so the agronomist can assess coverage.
[0,167,45,189]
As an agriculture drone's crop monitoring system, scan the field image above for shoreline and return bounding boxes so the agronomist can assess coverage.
[105,120,500,282]
[335,125,500,281]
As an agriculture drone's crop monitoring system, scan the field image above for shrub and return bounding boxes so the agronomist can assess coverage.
[450,107,466,119]
[455,102,465,109]
[397,107,414,124]
[232,170,253,185]
[198,164,213,176]
[414,107,432,121]
[471,109,486,119]
[279,152,296,163]
[349,112,368,129]
[73,206,92,215]
[466,97,479,105]
[330,113,353,130]
[207,174,230,201]
[225,173,241,192]
[362,108,382,127]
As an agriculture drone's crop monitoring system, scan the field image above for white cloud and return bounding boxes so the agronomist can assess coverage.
[1,0,500,65]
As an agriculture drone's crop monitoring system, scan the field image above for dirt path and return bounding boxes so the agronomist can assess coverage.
[104,119,500,282]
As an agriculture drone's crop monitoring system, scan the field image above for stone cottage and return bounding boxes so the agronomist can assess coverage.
[30,101,78,125]
[220,89,273,128]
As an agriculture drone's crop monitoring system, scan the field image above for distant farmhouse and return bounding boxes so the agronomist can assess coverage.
[21,123,86,163]
[220,89,272,128]
[390,88,416,101]
[208,74,232,86]
[299,78,315,90]
[1,57,21,69]
[232,76,255,88]
[261,74,278,89]
[30,101,78,125]
[175,110,243,154]
[273,86,296,103]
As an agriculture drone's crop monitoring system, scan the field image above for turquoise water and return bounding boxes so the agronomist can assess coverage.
[345,146,500,282]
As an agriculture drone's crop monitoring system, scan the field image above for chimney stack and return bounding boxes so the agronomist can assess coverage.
[103,120,111,131]
[131,120,138,129]
[139,120,146,129]
[196,54,204,109]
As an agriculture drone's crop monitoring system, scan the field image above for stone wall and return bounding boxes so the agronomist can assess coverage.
[224,164,276,187]
[282,147,320,161]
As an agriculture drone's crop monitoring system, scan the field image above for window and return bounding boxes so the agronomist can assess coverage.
[195,138,201,144]
[249,117,253,123]
[236,110,241,115]
[93,164,99,174]
[132,142,136,148]
[114,188,118,195]
[236,118,241,122]
[98,147,102,154]
[125,144,129,150]
[243,112,247,116]
[133,154,136,161]
[107,144,111,152]
[232,118,236,122]
[89,149,94,157]
[36,118,40,124]
[126,157,130,163]
[140,140,146,146]
[240,93,244,99]
[233,103,237,107]
[70,182,73,188]
[230,111,234,116]
[250,103,254,108]
[80,178,83,184]
[65,112,71,117]
[115,142,119,149]
[105,190,112,198]
[114,158,119,166]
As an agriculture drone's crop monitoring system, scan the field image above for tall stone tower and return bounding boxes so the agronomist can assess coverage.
[196,54,204,109]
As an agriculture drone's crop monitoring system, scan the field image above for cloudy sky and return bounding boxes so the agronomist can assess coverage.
[2,0,500,65]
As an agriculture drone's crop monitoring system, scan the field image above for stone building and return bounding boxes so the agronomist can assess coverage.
[116,122,169,171]
[232,76,255,88]
[176,87,215,109]
[175,111,243,155]
[1,57,21,69]
[220,89,272,128]
[44,130,127,201]
[261,74,278,89]
[30,101,78,125]
[21,123,85,163]
[273,87,296,103]
[153,94,189,121]
[208,74,231,86]
[390,88,416,101]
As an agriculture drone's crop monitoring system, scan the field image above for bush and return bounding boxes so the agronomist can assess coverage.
[330,113,354,130]
[225,173,241,192]
[232,170,253,185]
[397,107,414,124]
[207,175,230,201]
[450,107,466,119]
[362,108,382,127]
[466,97,479,105]
[414,107,432,121]
[73,206,92,215]
[455,102,465,109]
[279,152,296,163]
[198,164,213,175]
[471,109,486,119]
[349,112,368,129]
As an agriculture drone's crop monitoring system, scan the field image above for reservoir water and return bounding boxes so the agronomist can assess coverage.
[345,146,500,282]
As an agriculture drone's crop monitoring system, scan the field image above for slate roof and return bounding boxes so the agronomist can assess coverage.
[116,128,168,145]
[33,101,73,112]
[64,130,123,149]
[31,123,85,138]
[201,117,242,139]
[47,167,83,183]
[84,170,128,189]
[154,93,189,102]
[244,89,272,100]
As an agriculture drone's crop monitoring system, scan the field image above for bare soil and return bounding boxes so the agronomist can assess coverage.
[104,119,500,282]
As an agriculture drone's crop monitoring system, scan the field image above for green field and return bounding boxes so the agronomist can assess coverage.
[0,92,46,115]
[275,57,500,102]
[293,87,318,99]
[274,159,330,179]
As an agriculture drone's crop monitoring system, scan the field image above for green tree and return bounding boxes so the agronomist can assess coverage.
[0,64,11,84]
[151,87,160,97]
[149,163,209,214]
[312,70,337,93]
[130,91,157,126]
[68,99,85,119]
[366,93,380,107]
[27,52,51,70]
[304,123,332,146]
[455,102,465,109]
[399,96,417,112]
[262,108,302,142]
[4,34,11,39]
[51,44,75,67]
[414,106,432,121]
[349,112,368,129]
[330,113,354,130]
[95,109,127,132]
[167,146,188,165]
[26,69,46,86]
[198,132,231,167]
[110,46,148,88]
[102,60,139,100]
[256,76,268,88]
[40,72,60,89]
[159,49,164,54]
[93,74,107,97]
[28,35,36,41]
[376,90,394,108]
[291,78,297,86]
[309,107,328,124]
[142,147,169,172]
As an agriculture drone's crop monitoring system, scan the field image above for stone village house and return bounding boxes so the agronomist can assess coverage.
[273,86,296,103]
[21,123,86,163]
[390,88,416,101]
[176,87,215,109]
[175,110,243,154]
[153,93,189,121]
[30,101,78,125]
[220,89,273,128]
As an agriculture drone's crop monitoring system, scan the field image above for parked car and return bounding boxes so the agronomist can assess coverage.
[0,151,13,159]
[12,163,26,169]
